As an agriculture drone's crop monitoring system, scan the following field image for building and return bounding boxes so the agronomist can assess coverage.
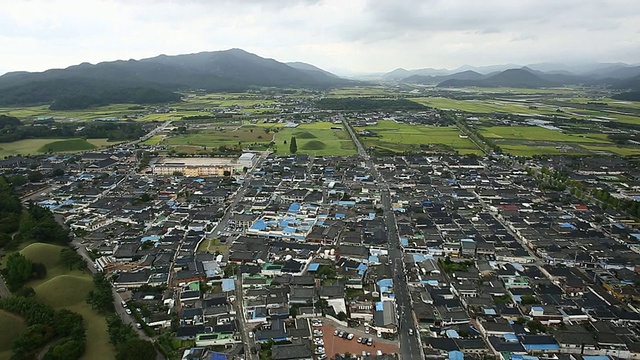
[238,152,258,169]
[152,157,243,177]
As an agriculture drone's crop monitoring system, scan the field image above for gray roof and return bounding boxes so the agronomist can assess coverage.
[271,343,313,360]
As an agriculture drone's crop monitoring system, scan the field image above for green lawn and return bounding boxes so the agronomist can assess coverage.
[273,122,357,156]
[141,135,164,145]
[354,120,483,155]
[196,238,229,254]
[0,310,27,360]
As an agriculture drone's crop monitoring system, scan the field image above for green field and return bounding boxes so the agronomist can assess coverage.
[477,125,640,156]
[164,125,273,152]
[328,86,400,98]
[0,310,27,360]
[141,135,164,145]
[0,138,116,158]
[480,126,610,143]
[272,122,357,156]
[410,97,560,115]
[354,120,483,155]
[15,243,117,360]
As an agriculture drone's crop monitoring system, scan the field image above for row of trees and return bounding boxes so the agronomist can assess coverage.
[0,296,86,360]
[0,121,147,143]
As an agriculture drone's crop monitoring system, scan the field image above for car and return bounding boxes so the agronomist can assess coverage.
[125,309,132,315]
[333,330,339,336]
[121,301,127,308]
[317,355,326,360]
[366,338,373,346]
[341,332,349,339]
[135,323,142,329]
[347,333,354,340]
[249,332,254,339]
[376,350,383,356]
[338,330,345,337]
[408,329,414,336]
[357,337,363,343]
[376,331,382,338]
[364,326,370,334]
[314,330,323,336]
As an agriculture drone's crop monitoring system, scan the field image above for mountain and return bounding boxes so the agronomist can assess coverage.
[0,49,349,109]
[437,68,557,88]
[286,62,340,79]
[382,67,452,80]
[403,70,484,84]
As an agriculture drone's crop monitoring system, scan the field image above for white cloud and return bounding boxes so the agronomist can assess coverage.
[0,0,638,74]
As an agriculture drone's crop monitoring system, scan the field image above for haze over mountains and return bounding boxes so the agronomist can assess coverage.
[0,48,639,110]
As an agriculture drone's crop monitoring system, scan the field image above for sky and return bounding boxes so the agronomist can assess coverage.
[1,0,639,75]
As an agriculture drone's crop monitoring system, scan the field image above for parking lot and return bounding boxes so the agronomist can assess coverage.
[315,321,399,358]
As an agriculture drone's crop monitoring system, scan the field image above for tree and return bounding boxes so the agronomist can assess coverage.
[86,273,114,313]
[4,252,33,291]
[116,339,157,360]
[289,136,297,154]
[51,168,65,177]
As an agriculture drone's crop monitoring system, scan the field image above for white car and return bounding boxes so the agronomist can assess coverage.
[249,332,254,339]
[125,309,132,315]
[347,333,354,340]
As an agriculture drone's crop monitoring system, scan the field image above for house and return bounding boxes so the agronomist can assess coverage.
[271,343,313,360]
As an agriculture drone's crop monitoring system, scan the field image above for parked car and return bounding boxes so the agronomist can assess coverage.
[347,333,354,340]
[357,337,363,343]
[334,329,339,336]
[125,309,132,315]
[135,323,142,329]
[408,329,414,336]
[366,338,373,346]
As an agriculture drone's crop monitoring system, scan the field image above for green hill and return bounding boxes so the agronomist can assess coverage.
[35,274,93,308]
[302,140,327,150]
[20,242,65,269]
[37,138,97,153]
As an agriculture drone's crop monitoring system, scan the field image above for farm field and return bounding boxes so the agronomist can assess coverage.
[15,242,116,360]
[272,122,357,156]
[0,138,115,158]
[410,97,560,115]
[354,120,483,155]
[478,125,640,157]
[327,86,401,98]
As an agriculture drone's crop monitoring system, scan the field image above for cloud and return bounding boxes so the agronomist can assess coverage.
[0,0,639,74]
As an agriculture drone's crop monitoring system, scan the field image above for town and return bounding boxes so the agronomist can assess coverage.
[1,108,640,360]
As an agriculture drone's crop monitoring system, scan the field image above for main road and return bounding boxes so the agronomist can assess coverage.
[342,116,423,360]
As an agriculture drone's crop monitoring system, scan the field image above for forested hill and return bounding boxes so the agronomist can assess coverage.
[0,49,350,110]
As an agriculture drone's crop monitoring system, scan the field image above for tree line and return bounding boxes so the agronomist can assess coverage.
[0,120,147,143]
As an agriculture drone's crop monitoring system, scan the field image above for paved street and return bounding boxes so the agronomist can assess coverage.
[342,116,423,360]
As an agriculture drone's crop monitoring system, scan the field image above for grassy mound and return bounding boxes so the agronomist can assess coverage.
[294,131,317,139]
[37,138,97,153]
[35,274,93,308]
[301,140,327,150]
[20,242,65,269]
[0,310,27,356]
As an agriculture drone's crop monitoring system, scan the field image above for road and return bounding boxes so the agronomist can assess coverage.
[235,273,257,360]
[342,116,423,360]
[208,151,270,240]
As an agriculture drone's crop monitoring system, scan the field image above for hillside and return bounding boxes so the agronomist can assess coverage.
[437,68,556,88]
[0,48,349,109]
[403,70,484,84]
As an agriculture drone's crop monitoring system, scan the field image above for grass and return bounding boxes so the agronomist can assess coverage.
[353,120,483,155]
[196,238,228,254]
[0,138,115,158]
[141,135,164,145]
[35,275,94,308]
[327,86,400,98]
[37,139,97,153]
[165,125,273,150]
[0,310,27,359]
[14,242,117,360]
[273,122,356,156]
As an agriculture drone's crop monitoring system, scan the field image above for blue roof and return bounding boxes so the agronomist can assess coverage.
[221,279,235,292]
[141,235,160,242]
[503,333,518,342]
[412,253,427,262]
[375,302,384,312]
[583,357,610,360]
[250,220,268,231]
[483,308,497,315]
[531,306,544,311]
[307,263,320,272]
[335,213,346,219]
[448,351,464,360]
[210,352,227,360]
[368,256,379,263]
[445,329,460,338]
[288,203,301,213]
